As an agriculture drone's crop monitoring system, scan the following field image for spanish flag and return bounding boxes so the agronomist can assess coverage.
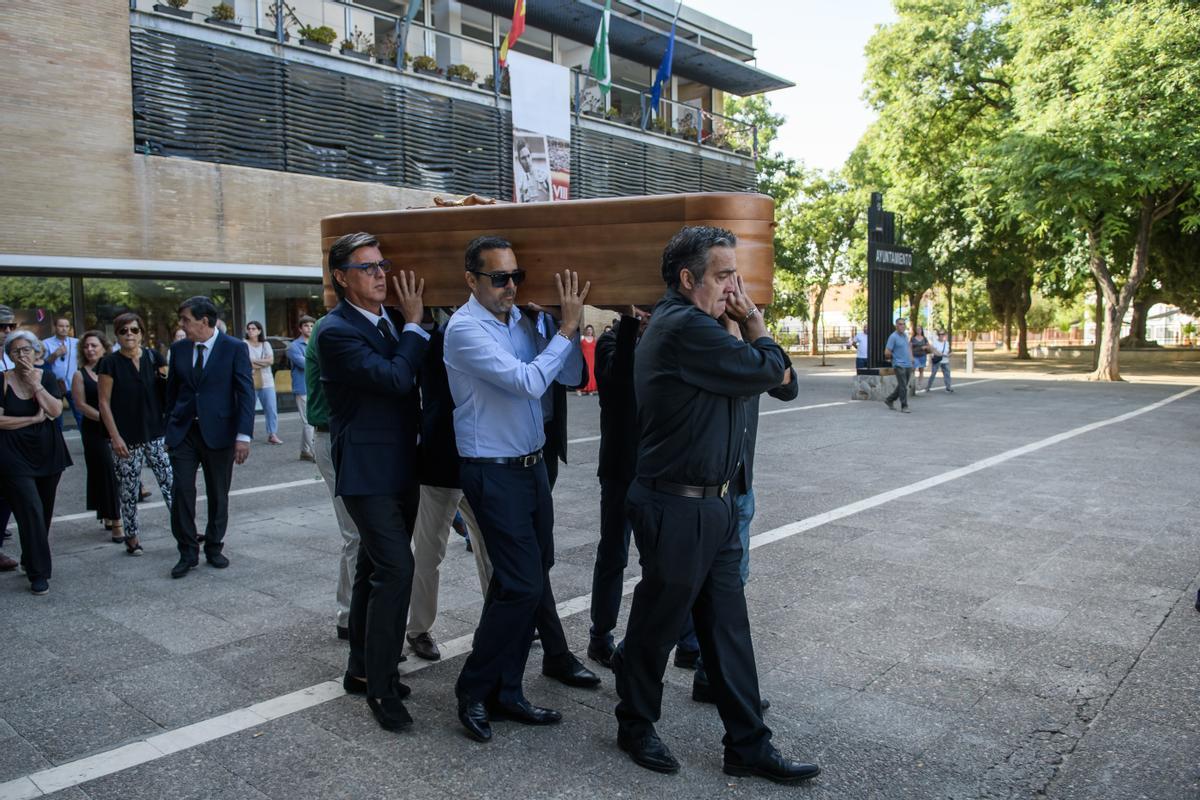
[498,0,526,67]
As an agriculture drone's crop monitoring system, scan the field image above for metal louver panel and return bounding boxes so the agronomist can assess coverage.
[130,28,754,200]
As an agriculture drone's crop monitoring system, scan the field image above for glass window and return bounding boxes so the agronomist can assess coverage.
[0,275,72,342]
[262,281,324,339]
[83,278,233,357]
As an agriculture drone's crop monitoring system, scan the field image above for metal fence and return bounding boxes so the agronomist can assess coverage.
[130,27,757,200]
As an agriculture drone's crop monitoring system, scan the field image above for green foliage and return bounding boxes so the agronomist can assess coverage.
[848,290,868,328]
[166,0,188,8]
[446,64,478,82]
[210,2,234,21]
[298,25,337,45]
[765,270,808,328]
[954,275,998,337]
[341,27,372,53]
[411,55,440,73]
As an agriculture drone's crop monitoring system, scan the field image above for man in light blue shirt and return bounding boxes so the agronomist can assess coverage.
[884,317,913,412]
[42,316,81,429]
[286,315,316,461]
[444,234,592,743]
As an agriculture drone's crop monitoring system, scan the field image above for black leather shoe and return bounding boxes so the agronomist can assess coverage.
[367,696,413,731]
[618,730,680,774]
[587,640,615,669]
[457,694,492,742]
[723,747,820,784]
[542,654,601,688]
[336,625,349,640]
[206,552,229,569]
[1195,588,1200,612]
[692,679,770,711]
[407,632,441,661]
[487,698,562,725]
[673,647,701,670]
[170,558,197,579]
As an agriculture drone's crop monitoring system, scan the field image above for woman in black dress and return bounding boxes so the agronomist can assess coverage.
[98,312,173,556]
[71,330,123,543]
[0,330,72,595]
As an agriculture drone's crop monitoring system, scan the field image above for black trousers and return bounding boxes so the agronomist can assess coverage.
[342,488,418,699]
[457,460,556,704]
[589,476,633,646]
[615,480,771,763]
[0,473,60,582]
[169,424,235,560]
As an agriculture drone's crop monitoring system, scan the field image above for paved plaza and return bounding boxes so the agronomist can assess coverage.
[2,358,1198,800]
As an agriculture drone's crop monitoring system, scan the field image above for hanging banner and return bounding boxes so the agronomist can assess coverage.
[506,51,571,202]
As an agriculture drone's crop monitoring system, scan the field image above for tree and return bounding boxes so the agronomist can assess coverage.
[991,0,1200,379]
[954,275,997,341]
[777,168,863,354]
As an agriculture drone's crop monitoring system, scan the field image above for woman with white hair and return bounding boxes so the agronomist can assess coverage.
[0,330,72,595]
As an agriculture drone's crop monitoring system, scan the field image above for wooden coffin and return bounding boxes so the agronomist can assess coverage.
[319,192,775,309]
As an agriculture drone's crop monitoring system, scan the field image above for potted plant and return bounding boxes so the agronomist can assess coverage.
[340,27,373,61]
[650,116,675,136]
[446,63,477,85]
[298,24,337,51]
[411,55,441,76]
[372,33,410,68]
[256,1,299,40]
[678,122,700,141]
[153,0,194,20]
[206,2,240,29]
[481,71,510,93]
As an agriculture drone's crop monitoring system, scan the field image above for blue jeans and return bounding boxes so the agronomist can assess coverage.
[855,357,869,369]
[926,360,952,390]
[255,386,278,435]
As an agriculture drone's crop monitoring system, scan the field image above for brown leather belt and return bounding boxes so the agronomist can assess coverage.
[639,477,730,499]
[463,450,543,468]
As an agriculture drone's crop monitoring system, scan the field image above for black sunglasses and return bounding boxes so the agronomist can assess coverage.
[341,259,393,276]
[118,326,141,335]
[470,268,526,288]
[0,323,16,331]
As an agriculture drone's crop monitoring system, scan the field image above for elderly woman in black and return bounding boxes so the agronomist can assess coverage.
[98,312,173,556]
[0,330,72,595]
[72,330,123,543]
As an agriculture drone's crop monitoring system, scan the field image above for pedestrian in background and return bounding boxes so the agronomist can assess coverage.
[925,330,953,393]
[98,312,173,556]
[884,318,913,413]
[288,315,316,461]
[578,323,597,395]
[72,330,122,543]
[910,325,929,385]
[853,324,869,369]
[42,316,81,430]
[244,320,282,445]
[0,331,72,594]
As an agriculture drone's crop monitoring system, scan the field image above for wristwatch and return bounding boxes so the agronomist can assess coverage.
[741,307,759,324]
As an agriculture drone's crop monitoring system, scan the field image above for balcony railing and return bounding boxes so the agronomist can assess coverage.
[129,8,756,200]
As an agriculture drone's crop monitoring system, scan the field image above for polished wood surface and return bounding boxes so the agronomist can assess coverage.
[320,193,775,309]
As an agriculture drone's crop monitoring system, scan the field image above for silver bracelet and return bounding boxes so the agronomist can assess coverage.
[741,307,759,324]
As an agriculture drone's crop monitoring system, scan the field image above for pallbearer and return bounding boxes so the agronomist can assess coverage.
[613,226,820,784]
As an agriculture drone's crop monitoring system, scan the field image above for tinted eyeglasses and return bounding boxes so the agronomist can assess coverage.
[0,322,16,331]
[341,259,392,277]
[470,269,526,288]
[118,326,141,335]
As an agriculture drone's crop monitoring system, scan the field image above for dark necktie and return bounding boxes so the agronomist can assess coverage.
[377,318,398,345]
[194,343,206,379]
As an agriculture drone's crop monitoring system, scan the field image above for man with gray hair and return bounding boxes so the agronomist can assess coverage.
[613,226,819,784]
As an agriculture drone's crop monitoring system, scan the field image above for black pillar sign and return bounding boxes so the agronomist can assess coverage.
[869,242,913,272]
[863,192,915,372]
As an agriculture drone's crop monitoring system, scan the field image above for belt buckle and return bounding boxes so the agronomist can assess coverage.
[521,453,537,467]
[720,481,729,498]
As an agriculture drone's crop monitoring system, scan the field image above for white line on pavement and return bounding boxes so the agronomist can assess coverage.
[4,384,1193,800]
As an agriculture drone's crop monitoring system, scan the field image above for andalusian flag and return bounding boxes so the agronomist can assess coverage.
[498,0,526,67]
[589,0,611,96]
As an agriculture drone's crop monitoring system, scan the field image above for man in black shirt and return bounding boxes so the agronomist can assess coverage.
[613,226,820,784]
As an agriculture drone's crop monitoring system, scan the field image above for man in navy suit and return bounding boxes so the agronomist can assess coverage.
[166,296,255,579]
[317,231,429,733]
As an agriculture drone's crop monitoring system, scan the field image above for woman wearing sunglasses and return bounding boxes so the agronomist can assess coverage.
[72,330,123,543]
[0,331,72,595]
[98,312,174,556]
[244,321,282,445]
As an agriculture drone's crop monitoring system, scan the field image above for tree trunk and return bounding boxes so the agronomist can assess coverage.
[1128,296,1153,347]
[1089,196,1156,381]
[945,275,954,345]
[1016,276,1032,359]
[1003,312,1012,351]
[909,290,920,332]
[1092,275,1103,371]
[1093,299,1123,381]
[809,285,828,356]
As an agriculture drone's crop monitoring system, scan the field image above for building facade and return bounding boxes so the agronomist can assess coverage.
[0,0,788,389]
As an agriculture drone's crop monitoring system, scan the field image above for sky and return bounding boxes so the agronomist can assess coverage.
[683,0,898,171]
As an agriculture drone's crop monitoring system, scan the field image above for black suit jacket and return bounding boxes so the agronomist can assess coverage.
[595,314,639,483]
[165,333,255,450]
[417,326,462,489]
[316,300,428,498]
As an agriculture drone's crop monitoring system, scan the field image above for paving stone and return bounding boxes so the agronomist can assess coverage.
[2,682,160,764]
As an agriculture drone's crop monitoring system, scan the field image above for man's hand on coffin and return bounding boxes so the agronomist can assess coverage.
[392,271,425,325]
[555,270,591,337]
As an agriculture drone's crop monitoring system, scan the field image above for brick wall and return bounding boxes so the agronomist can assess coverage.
[0,0,445,269]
